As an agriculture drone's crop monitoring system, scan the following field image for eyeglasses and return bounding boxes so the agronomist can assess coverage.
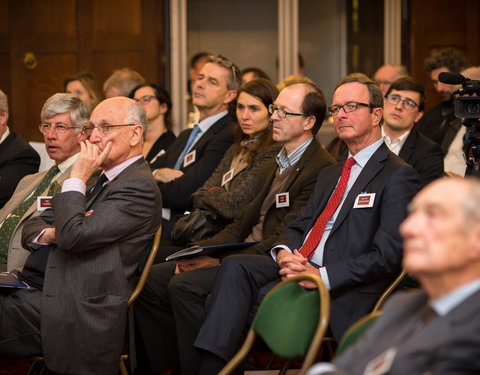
[83,123,137,136]
[39,123,81,134]
[134,95,157,104]
[385,94,419,111]
[328,102,372,116]
[268,104,311,119]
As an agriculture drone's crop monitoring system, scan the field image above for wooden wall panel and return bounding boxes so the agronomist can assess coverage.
[0,0,10,99]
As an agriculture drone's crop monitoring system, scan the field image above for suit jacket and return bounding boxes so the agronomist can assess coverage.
[399,127,444,188]
[275,143,420,340]
[332,289,480,375]
[0,131,40,208]
[0,164,98,271]
[195,138,336,258]
[151,113,234,213]
[21,159,162,375]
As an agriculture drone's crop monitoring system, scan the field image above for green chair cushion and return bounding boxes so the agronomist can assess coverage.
[252,282,320,358]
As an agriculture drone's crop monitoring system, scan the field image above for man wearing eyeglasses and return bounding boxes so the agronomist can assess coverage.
[0,97,162,375]
[134,82,335,375]
[191,74,421,375]
[383,77,444,187]
[0,93,95,271]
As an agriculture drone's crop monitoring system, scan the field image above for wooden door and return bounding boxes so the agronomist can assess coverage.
[0,0,166,142]
[409,0,480,110]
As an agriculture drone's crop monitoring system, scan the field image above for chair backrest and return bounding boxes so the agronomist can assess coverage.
[372,268,406,313]
[128,225,162,306]
[334,310,382,358]
[219,273,330,375]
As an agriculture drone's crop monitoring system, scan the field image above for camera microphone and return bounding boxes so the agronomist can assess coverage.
[438,72,466,85]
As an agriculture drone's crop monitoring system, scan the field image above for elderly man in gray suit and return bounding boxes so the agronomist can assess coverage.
[308,177,480,375]
[0,97,162,375]
[0,93,94,271]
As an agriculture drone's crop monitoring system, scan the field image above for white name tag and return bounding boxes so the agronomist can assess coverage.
[37,196,53,211]
[183,150,196,167]
[354,193,375,208]
[276,192,290,208]
[221,169,234,186]
[363,347,397,375]
[150,149,166,164]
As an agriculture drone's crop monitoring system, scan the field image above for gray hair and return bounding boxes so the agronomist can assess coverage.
[461,178,480,226]
[0,90,8,115]
[103,68,146,97]
[207,55,241,91]
[41,93,90,133]
[126,101,147,130]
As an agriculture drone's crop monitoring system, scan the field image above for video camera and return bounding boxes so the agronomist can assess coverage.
[439,72,480,176]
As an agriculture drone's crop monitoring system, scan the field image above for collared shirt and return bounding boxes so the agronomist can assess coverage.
[444,126,467,177]
[189,110,228,151]
[0,126,10,144]
[62,154,143,195]
[431,278,480,316]
[276,138,313,174]
[381,127,410,156]
[272,139,384,289]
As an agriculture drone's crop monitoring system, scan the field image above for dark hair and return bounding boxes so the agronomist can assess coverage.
[207,54,242,91]
[63,72,103,108]
[424,47,469,74]
[298,83,326,135]
[241,67,271,81]
[234,78,279,163]
[386,76,426,112]
[335,73,383,109]
[190,52,211,69]
[128,83,173,130]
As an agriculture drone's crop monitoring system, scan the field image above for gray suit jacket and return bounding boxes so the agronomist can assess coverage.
[332,289,480,374]
[22,159,162,375]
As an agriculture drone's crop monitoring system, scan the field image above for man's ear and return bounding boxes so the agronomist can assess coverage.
[159,103,168,115]
[223,90,237,105]
[414,111,424,123]
[130,124,144,146]
[372,107,383,127]
[77,130,87,142]
[303,116,316,132]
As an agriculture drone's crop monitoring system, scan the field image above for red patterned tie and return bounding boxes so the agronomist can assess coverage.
[299,157,356,259]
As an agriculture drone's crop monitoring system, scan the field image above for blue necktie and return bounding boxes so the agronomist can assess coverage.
[174,125,201,170]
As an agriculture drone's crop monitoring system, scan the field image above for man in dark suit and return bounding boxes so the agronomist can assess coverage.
[382,77,444,187]
[194,74,420,375]
[0,89,40,208]
[151,54,239,240]
[308,177,480,375]
[0,97,162,375]
[134,82,336,375]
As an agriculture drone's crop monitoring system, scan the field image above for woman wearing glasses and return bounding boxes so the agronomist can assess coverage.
[129,83,177,164]
[188,78,281,237]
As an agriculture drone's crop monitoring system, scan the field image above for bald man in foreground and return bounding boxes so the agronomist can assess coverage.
[309,177,480,375]
[0,97,162,375]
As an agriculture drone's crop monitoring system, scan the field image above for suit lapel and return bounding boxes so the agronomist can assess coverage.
[398,130,416,162]
[329,143,389,235]
[0,132,15,165]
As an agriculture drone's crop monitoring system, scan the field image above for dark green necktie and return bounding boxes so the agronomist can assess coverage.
[0,165,60,263]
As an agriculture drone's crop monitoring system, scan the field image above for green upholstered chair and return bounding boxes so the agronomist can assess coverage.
[219,273,330,375]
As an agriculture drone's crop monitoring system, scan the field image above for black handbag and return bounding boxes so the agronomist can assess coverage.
[171,209,226,244]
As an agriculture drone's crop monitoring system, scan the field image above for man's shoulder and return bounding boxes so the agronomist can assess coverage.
[408,128,444,155]
[301,138,337,167]
[1,131,39,159]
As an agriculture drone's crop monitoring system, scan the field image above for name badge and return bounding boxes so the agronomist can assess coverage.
[221,169,234,186]
[183,150,196,167]
[37,196,53,211]
[364,347,397,375]
[150,149,166,164]
[276,192,290,208]
[354,193,375,208]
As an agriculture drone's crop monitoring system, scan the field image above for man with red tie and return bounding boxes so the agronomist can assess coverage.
[195,73,421,375]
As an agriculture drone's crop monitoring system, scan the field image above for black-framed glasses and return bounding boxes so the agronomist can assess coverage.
[385,94,419,111]
[134,95,157,104]
[39,123,82,135]
[268,104,311,119]
[83,123,137,136]
[328,102,372,116]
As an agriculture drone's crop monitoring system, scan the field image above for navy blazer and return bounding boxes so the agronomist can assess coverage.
[275,143,420,340]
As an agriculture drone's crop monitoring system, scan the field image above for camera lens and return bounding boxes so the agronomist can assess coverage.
[467,103,480,114]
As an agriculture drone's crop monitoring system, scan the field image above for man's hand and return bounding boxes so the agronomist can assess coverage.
[71,140,112,182]
[278,249,321,289]
[153,168,184,183]
[39,227,56,244]
[175,255,220,274]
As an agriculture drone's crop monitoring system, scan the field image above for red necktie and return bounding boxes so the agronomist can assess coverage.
[299,157,356,259]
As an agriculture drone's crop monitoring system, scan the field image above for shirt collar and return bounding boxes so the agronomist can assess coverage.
[104,154,143,181]
[0,126,10,144]
[57,153,80,174]
[381,127,410,148]
[431,278,480,316]
[348,138,383,168]
[197,110,228,134]
[276,137,313,172]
